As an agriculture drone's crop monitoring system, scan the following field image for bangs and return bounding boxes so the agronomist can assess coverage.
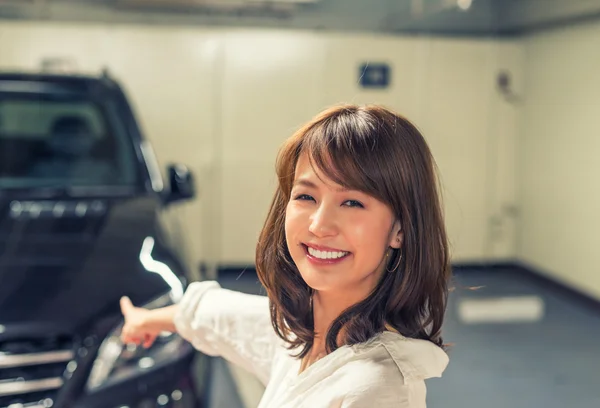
[300,111,387,201]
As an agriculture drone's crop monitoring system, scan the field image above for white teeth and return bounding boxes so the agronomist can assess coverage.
[307,247,348,260]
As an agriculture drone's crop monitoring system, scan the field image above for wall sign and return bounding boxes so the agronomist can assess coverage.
[359,63,390,89]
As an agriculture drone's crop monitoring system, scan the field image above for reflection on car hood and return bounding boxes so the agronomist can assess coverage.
[0,194,173,336]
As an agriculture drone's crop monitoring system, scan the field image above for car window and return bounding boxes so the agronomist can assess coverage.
[0,90,138,189]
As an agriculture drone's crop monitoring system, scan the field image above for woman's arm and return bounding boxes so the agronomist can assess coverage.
[173,281,278,385]
[121,281,278,386]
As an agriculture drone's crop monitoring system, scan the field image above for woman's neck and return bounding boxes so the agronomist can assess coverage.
[311,288,369,351]
[299,286,377,374]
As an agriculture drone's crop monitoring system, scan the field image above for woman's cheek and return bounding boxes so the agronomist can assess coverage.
[285,204,304,240]
[346,217,386,254]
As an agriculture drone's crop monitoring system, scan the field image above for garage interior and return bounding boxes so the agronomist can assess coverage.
[0,1,600,407]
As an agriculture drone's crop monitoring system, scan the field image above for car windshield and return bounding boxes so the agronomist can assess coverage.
[0,86,138,191]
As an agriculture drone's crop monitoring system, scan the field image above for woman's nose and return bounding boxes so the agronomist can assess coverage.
[308,204,338,237]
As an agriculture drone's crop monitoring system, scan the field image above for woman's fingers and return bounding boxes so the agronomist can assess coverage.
[119,296,154,347]
[142,334,156,349]
[121,331,142,345]
[121,331,154,348]
[120,296,134,316]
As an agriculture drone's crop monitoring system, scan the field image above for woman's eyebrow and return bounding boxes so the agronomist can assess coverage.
[293,178,355,194]
[293,178,318,189]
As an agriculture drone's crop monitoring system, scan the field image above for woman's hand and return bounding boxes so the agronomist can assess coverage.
[119,296,179,348]
[120,296,160,348]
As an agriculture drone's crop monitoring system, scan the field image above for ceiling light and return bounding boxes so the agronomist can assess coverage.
[457,0,472,11]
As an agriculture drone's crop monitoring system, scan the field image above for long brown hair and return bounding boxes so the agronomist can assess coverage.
[256,104,451,358]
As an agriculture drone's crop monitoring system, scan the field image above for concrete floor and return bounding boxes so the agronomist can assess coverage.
[206,268,600,408]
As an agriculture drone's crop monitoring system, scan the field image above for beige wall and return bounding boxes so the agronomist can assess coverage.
[519,21,600,299]
[0,22,521,269]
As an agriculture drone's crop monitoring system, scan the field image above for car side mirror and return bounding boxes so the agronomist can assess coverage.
[166,164,195,204]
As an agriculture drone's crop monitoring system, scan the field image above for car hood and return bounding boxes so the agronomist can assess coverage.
[0,193,177,337]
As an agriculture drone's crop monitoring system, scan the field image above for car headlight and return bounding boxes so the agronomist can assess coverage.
[86,236,188,392]
[86,291,186,392]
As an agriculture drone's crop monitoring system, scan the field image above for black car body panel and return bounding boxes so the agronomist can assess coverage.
[0,72,206,408]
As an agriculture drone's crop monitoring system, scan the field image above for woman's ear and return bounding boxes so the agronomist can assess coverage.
[389,220,403,249]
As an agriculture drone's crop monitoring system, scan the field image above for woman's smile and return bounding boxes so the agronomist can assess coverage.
[302,243,352,265]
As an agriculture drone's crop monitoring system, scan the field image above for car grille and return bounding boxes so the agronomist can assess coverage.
[0,336,75,408]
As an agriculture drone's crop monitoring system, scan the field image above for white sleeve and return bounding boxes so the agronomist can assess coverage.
[173,281,279,386]
[340,381,426,408]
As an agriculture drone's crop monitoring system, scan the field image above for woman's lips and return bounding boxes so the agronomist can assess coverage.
[302,244,351,265]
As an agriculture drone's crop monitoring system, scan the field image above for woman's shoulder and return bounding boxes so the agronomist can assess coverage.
[322,333,447,407]
[347,331,449,384]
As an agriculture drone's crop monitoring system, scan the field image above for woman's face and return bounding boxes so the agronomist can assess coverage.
[285,153,402,296]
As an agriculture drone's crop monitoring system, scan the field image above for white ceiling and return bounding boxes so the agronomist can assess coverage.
[0,0,599,35]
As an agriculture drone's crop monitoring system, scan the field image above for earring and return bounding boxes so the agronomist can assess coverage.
[386,248,402,273]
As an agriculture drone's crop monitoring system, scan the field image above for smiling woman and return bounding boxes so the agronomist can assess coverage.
[121,104,452,408]
[257,105,450,358]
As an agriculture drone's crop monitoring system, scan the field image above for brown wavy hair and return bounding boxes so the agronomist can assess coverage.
[256,104,451,358]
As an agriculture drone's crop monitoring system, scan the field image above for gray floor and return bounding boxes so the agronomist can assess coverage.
[207,268,600,408]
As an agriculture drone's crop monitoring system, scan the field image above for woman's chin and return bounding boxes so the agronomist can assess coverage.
[297,269,334,292]
[297,262,384,299]
[297,266,348,293]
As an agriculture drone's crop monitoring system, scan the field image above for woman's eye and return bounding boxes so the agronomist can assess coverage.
[344,200,364,208]
[295,194,315,202]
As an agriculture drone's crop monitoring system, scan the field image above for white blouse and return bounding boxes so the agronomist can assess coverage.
[173,281,449,408]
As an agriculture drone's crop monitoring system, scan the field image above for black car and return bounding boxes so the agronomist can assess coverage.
[0,71,209,408]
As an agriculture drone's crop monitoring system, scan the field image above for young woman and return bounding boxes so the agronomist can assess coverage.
[120,104,451,407]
